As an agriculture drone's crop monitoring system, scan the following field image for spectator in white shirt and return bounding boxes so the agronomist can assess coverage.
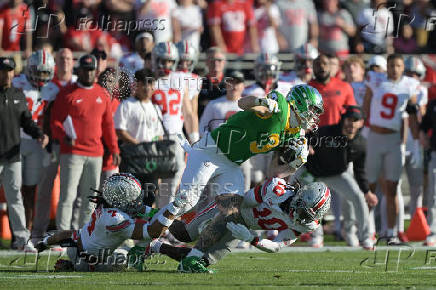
[254,0,281,54]
[172,0,203,50]
[114,69,164,144]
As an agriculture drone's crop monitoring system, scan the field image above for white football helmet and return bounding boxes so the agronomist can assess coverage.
[151,42,179,75]
[176,41,198,72]
[101,173,144,215]
[404,56,426,80]
[254,53,281,86]
[294,44,318,72]
[289,182,331,225]
[26,49,55,87]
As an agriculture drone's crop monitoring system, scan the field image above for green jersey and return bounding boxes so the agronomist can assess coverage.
[210,91,301,164]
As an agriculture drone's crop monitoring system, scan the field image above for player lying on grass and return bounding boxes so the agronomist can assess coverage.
[35,173,193,271]
[146,177,331,273]
[152,85,324,240]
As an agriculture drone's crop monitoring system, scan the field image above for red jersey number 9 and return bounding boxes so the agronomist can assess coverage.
[380,93,398,119]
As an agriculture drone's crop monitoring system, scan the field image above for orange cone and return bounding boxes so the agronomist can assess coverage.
[406,207,430,241]
[0,186,12,240]
[50,171,60,220]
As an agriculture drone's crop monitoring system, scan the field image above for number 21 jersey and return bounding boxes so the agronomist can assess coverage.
[366,71,419,131]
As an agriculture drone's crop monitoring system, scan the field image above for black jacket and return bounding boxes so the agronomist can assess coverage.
[306,124,370,194]
[0,87,43,162]
[198,77,226,119]
[420,99,436,151]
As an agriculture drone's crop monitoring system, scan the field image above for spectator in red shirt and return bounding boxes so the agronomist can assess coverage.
[207,0,259,54]
[309,54,356,127]
[51,54,120,231]
[0,0,32,56]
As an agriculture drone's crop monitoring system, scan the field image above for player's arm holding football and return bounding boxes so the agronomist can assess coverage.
[238,94,280,115]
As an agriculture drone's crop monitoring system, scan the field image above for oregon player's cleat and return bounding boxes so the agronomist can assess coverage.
[177,256,214,273]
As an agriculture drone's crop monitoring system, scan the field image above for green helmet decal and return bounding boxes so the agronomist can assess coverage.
[286,84,324,130]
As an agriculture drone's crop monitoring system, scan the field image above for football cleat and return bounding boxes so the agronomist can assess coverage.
[178,256,214,274]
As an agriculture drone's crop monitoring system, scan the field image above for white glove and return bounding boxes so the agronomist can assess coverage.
[226,222,255,242]
[410,139,423,168]
[258,97,280,113]
[280,137,309,169]
[262,177,291,206]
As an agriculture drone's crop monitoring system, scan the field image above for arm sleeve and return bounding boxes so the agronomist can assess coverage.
[352,138,370,194]
[114,101,127,130]
[242,184,263,207]
[19,91,43,139]
[102,97,120,154]
[50,90,68,141]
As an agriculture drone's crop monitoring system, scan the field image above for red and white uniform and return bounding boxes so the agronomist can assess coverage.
[0,3,30,51]
[152,71,187,134]
[207,0,255,55]
[241,178,321,249]
[41,75,78,103]
[119,52,144,79]
[366,71,419,131]
[12,74,44,139]
[277,71,306,96]
[78,206,136,256]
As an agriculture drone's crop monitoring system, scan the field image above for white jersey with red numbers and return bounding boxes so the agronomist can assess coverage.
[152,71,187,134]
[366,71,419,131]
[78,206,136,256]
[12,74,44,139]
[240,178,317,235]
[276,71,305,97]
[180,71,202,101]
[41,75,78,102]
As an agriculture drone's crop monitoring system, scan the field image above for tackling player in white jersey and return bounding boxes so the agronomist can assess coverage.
[176,41,201,142]
[277,43,318,96]
[36,173,192,271]
[363,54,421,245]
[147,178,330,273]
[151,42,199,206]
[392,56,428,238]
[12,50,53,234]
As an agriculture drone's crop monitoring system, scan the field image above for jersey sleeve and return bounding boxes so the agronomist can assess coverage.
[114,101,128,130]
[104,209,135,239]
[417,85,428,106]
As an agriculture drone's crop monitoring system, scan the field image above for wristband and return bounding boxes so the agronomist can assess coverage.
[250,236,260,246]
[143,224,150,240]
[158,214,173,227]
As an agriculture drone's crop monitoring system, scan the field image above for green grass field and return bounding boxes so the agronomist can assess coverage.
[0,246,435,289]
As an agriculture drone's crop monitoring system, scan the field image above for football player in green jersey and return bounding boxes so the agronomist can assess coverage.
[152,84,324,240]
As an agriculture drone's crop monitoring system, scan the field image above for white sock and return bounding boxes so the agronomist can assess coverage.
[186,248,204,258]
